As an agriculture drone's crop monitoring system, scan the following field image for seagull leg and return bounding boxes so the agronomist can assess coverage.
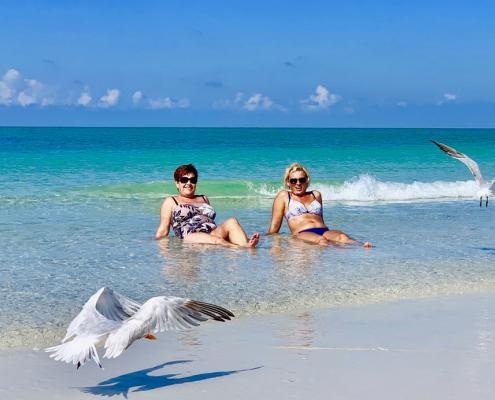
[486,196,489,207]
[480,196,483,207]
[144,333,157,340]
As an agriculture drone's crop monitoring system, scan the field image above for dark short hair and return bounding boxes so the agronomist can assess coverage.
[174,164,198,182]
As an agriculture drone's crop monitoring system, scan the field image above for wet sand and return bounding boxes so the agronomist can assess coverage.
[1,292,494,400]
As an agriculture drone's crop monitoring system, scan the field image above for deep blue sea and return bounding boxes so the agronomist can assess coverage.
[1,127,495,349]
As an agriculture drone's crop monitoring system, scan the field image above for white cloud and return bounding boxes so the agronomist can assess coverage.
[99,89,120,108]
[17,91,36,107]
[212,92,244,109]
[444,93,457,101]
[148,96,190,109]
[397,101,408,108]
[243,93,274,111]
[437,92,457,106]
[0,81,14,105]
[0,69,22,105]
[149,97,174,109]
[77,88,92,107]
[25,78,43,91]
[129,90,190,110]
[301,85,340,111]
[132,90,143,105]
[3,69,20,84]
[213,91,286,112]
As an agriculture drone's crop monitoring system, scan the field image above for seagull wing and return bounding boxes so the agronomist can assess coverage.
[63,287,141,342]
[104,296,234,359]
[45,287,141,368]
[431,140,486,186]
[45,335,104,369]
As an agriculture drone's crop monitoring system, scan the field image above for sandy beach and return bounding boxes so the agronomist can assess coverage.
[1,292,494,400]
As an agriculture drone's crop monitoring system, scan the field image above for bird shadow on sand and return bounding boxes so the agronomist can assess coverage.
[77,360,262,398]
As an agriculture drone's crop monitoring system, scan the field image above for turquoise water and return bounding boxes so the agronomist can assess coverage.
[1,127,495,349]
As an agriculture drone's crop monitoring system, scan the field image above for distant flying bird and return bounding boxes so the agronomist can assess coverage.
[45,287,234,369]
[431,140,494,207]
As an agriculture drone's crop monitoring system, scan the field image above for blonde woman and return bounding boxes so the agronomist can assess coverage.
[268,163,372,247]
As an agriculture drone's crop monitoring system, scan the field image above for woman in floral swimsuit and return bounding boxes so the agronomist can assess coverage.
[155,164,259,248]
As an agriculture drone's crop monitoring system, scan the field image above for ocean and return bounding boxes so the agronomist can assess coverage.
[1,127,495,349]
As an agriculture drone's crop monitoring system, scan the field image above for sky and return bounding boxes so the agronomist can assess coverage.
[1,0,494,127]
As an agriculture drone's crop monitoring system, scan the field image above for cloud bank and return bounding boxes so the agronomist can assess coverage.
[214,92,286,112]
[0,68,53,107]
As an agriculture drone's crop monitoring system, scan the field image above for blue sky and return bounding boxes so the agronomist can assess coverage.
[1,0,494,127]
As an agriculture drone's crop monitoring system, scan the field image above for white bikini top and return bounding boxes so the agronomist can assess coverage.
[285,191,323,220]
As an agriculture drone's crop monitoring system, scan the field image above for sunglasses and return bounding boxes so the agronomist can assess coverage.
[289,177,307,185]
[179,176,198,184]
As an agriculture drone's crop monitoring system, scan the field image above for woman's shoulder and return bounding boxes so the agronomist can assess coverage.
[275,190,289,200]
[311,190,323,201]
[163,196,178,206]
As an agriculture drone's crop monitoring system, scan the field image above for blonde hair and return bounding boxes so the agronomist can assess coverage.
[283,163,311,188]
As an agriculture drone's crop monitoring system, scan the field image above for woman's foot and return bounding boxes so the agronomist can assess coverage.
[247,233,260,248]
[363,241,373,248]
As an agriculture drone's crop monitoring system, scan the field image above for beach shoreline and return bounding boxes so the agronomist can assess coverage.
[2,292,494,399]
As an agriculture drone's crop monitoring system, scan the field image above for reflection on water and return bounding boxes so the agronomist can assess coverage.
[159,239,203,282]
[159,239,253,284]
[270,235,325,281]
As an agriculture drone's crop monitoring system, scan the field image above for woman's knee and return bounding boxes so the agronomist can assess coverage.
[225,217,239,226]
[317,237,330,245]
[326,230,346,241]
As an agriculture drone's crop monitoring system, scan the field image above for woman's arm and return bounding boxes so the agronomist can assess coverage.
[314,190,325,223]
[268,191,286,234]
[155,197,174,239]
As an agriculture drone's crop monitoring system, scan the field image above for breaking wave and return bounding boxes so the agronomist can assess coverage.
[0,175,480,206]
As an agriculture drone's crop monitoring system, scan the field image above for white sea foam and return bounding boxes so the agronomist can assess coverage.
[313,174,479,203]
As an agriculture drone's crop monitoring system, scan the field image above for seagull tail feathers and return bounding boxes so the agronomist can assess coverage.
[45,336,102,369]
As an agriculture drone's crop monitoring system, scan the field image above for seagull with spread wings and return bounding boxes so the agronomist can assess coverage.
[45,287,234,369]
[431,140,494,207]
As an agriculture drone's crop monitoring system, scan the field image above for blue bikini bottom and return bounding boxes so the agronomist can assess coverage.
[299,227,329,236]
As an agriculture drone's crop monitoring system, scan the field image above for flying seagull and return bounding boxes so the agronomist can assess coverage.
[431,140,494,207]
[45,287,234,369]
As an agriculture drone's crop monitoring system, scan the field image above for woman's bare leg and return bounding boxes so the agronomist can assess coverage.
[212,217,259,248]
[323,230,372,247]
[296,231,329,246]
[183,232,237,248]
[323,230,357,244]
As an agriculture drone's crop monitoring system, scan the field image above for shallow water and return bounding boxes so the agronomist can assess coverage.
[1,127,495,349]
